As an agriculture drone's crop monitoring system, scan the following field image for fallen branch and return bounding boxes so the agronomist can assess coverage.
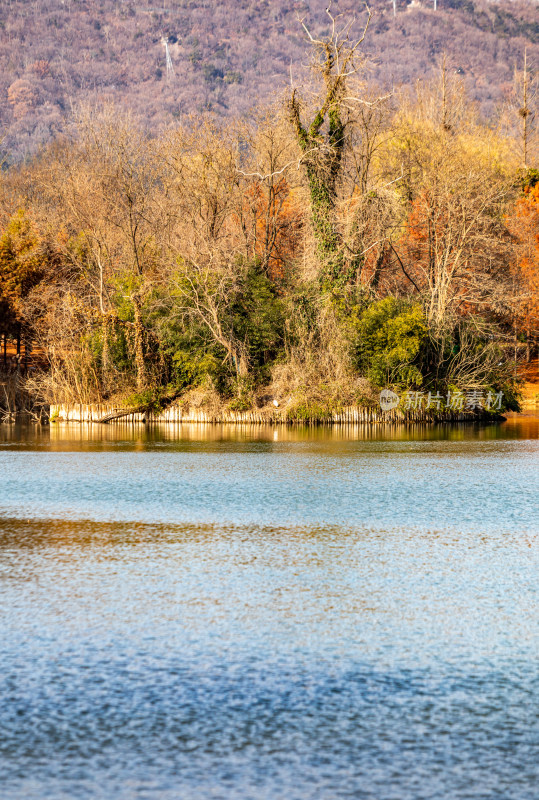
[98,390,184,423]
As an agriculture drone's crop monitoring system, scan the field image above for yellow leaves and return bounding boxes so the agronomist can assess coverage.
[0,209,46,315]
[455,130,516,177]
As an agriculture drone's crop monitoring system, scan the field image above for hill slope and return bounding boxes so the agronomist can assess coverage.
[0,0,538,159]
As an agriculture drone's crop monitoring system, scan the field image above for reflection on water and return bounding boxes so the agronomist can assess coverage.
[0,421,538,799]
[1,415,539,450]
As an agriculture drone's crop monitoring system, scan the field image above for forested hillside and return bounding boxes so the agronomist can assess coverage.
[1,0,538,160]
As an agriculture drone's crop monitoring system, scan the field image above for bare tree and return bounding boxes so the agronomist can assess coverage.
[74,109,170,392]
[235,109,303,280]
[514,49,537,169]
[386,114,517,391]
[161,121,251,380]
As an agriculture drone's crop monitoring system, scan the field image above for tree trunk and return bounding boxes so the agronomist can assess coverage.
[132,296,147,391]
[16,325,21,376]
[101,316,111,392]
[23,336,30,375]
[236,352,249,379]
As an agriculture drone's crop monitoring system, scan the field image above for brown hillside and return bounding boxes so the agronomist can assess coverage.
[0,0,537,159]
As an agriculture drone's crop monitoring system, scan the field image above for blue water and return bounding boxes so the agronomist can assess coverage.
[0,421,538,799]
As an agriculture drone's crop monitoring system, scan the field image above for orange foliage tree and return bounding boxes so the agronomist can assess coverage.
[242,178,302,282]
[508,173,539,358]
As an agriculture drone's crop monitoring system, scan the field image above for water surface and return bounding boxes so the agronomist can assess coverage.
[1,420,538,799]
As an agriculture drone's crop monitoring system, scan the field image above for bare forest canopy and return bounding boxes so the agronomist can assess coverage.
[0,0,538,161]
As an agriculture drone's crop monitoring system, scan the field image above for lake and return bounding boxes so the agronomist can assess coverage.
[1,419,538,799]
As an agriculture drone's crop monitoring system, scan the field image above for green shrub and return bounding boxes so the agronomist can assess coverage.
[171,350,219,391]
[230,262,286,379]
[123,387,165,414]
[353,297,427,388]
[286,401,332,423]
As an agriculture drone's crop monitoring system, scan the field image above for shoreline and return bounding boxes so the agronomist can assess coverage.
[46,402,504,426]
